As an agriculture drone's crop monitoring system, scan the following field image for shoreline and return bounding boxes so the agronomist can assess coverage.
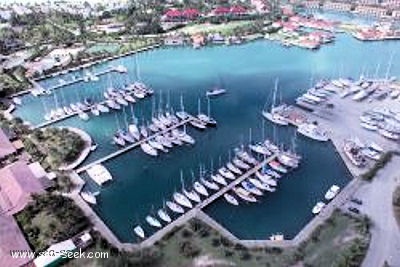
[59,127,92,171]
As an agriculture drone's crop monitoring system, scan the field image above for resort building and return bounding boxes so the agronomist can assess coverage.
[251,0,270,13]
[162,8,200,22]
[0,128,16,160]
[90,22,126,34]
[322,2,353,12]
[302,1,321,9]
[381,0,400,8]
[392,9,400,17]
[0,160,45,215]
[0,214,33,267]
[354,5,388,17]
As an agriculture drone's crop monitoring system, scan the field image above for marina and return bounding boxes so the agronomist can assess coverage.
[11,34,399,243]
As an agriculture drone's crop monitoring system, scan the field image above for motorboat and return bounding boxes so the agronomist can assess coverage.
[218,167,236,180]
[146,215,162,228]
[183,188,201,203]
[97,103,110,113]
[201,178,220,191]
[360,122,378,131]
[224,193,239,206]
[226,162,242,175]
[80,191,97,205]
[263,168,281,179]
[312,202,326,214]
[241,181,263,196]
[124,94,136,103]
[297,123,329,142]
[166,201,184,214]
[206,88,226,97]
[194,181,209,196]
[134,226,145,239]
[140,142,158,156]
[324,185,340,201]
[232,187,257,203]
[233,158,250,169]
[173,192,193,208]
[211,174,227,186]
[157,209,172,223]
[86,164,113,186]
[378,129,400,140]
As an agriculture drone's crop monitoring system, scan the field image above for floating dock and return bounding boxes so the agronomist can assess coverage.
[140,153,277,247]
[76,115,203,174]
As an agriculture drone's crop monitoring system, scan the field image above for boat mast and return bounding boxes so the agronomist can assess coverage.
[271,78,279,111]
[385,51,395,81]
[180,94,185,113]
[207,97,211,118]
[197,98,201,116]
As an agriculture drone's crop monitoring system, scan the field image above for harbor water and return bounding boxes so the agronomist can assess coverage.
[14,34,400,242]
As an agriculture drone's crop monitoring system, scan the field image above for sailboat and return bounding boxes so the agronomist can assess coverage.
[166,200,185,214]
[146,215,162,228]
[140,142,158,156]
[176,95,189,120]
[157,208,172,223]
[262,79,289,126]
[197,98,217,126]
[218,167,236,180]
[134,225,145,239]
[224,193,239,206]
[173,126,195,145]
[128,106,141,141]
[173,192,193,208]
[181,171,201,203]
[206,75,227,97]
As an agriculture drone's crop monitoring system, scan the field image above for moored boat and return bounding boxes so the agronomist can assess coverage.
[166,201,184,214]
[146,215,162,228]
[224,193,239,206]
[173,192,193,208]
[157,209,172,223]
[134,226,145,239]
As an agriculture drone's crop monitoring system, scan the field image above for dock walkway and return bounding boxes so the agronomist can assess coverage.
[76,115,200,173]
[140,153,277,247]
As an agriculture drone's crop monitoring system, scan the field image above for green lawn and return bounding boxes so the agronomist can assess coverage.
[179,21,254,35]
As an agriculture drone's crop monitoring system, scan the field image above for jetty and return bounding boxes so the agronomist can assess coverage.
[76,115,203,173]
[140,153,277,247]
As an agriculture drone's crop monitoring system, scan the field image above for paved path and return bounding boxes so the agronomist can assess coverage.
[359,156,400,267]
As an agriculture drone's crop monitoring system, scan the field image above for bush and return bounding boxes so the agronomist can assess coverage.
[179,241,201,258]
[361,152,394,181]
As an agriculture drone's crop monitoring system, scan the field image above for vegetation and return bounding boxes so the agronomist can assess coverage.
[24,127,85,169]
[16,194,89,252]
[361,151,399,181]
[0,71,30,99]
[393,186,400,228]
[78,210,368,267]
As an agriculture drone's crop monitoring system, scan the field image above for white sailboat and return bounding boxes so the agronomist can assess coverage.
[218,167,236,180]
[166,200,185,214]
[176,95,189,120]
[262,79,289,126]
[157,208,172,223]
[134,225,145,239]
[146,215,162,228]
[140,142,158,156]
[211,174,227,186]
[181,171,201,203]
[224,193,239,206]
[233,187,257,203]
[173,192,193,209]
[197,98,217,126]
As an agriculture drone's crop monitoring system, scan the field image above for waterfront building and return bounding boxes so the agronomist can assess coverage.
[354,5,388,17]
[251,0,270,13]
[381,0,400,8]
[162,8,200,22]
[0,214,33,267]
[0,161,45,215]
[302,1,321,9]
[0,128,16,160]
[393,9,400,17]
[322,2,353,12]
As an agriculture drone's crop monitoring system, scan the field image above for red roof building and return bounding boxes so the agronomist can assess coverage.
[212,6,231,15]
[230,5,247,15]
[0,161,45,215]
[0,214,33,267]
[0,128,16,160]
[182,8,200,19]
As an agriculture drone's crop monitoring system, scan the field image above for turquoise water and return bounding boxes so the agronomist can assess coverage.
[14,34,400,242]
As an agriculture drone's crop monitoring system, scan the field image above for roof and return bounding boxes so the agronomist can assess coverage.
[0,214,33,267]
[34,240,76,267]
[0,128,16,159]
[0,161,45,215]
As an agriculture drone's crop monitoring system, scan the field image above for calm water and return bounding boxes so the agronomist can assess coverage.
[14,34,400,242]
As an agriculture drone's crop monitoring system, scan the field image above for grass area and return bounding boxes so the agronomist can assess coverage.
[66,210,370,267]
[86,43,121,54]
[393,186,400,228]
[16,194,89,252]
[179,21,254,35]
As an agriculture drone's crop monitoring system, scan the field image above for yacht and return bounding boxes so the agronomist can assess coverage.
[324,185,340,201]
[297,123,329,142]
[206,88,226,97]
[262,80,289,126]
[124,94,136,103]
[118,130,135,143]
[360,122,378,131]
[134,226,145,239]
[241,181,263,196]
[224,193,239,206]
[183,188,201,203]
[156,135,173,148]
[201,178,220,191]
[63,106,73,115]
[378,129,400,140]
[218,167,236,180]
[277,153,299,168]
[173,192,193,208]
[80,191,97,205]
[146,215,162,228]
[263,168,281,179]
[190,120,207,130]
[256,172,277,186]
[173,128,195,144]
[264,139,280,153]
[312,202,326,215]
[176,110,189,120]
[157,209,172,223]
[197,98,217,126]
[226,162,242,175]
[128,123,141,141]
[106,100,121,110]
[113,134,126,147]
[194,181,209,196]
[91,106,100,116]
[233,158,250,169]
[140,142,158,156]
[211,174,227,186]
[140,125,149,138]
[233,187,257,203]
[236,150,258,165]
[148,123,159,133]
[166,201,184,214]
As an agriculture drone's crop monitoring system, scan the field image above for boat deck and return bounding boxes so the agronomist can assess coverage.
[140,153,277,247]
[76,115,204,173]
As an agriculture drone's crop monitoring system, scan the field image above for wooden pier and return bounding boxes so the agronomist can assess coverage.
[140,153,277,247]
[76,115,202,174]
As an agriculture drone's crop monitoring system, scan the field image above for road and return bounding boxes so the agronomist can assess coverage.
[357,156,400,267]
